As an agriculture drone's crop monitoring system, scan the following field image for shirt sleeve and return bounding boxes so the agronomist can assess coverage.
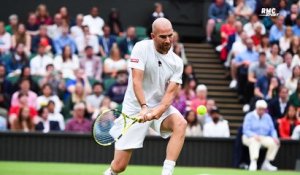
[170,58,183,84]
[128,42,146,71]
[243,114,256,137]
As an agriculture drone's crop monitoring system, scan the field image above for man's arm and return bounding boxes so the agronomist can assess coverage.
[132,68,146,106]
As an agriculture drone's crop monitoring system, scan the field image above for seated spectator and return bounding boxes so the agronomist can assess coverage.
[79,46,102,82]
[0,21,12,55]
[5,14,18,35]
[291,125,300,140]
[276,52,292,84]
[182,64,196,87]
[91,96,117,120]
[13,66,40,94]
[292,15,300,37]
[289,80,300,107]
[70,14,84,46]
[243,14,266,37]
[219,14,236,50]
[254,65,280,101]
[199,99,216,125]
[54,45,79,79]
[180,78,196,105]
[99,25,116,57]
[285,4,299,26]
[0,116,7,131]
[6,43,29,76]
[0,64,13,96]
[35,4,53,25]
[292,47,300,68]
[35,106,60,132]
[172,86,186,115]
[248,52,267,84]
[173,31,187,64]
[65,102,91,133]
[242,100,280,171]
[26,12,40,36]
[118,26,138,59]
[65,82,87,112]
[287,36,300,56]
[66,68,92,95]
[106,70,128,104]
[11,106,35,132]
[285,65,300,95]
[37,84,62,113]
[59,6,72,26]
[234,0,252,21]
[206,0,232,42]
[225,21,243,58]
[47,100,65,130]
[31,25,54,54]
[108,8,123,36]
[190,84,207,113]
[277,105,300,139]
[268,86,290,123]
[9,92,38,126]
[250,24,263,49]
[150,2,166,23]
[53,26,77,55]
[11,23,31,56]
[278,0,289,18]
[0,84,10,118]
[269,15,286,44]
[83,6,104,36]
[11,78,38,108]
[258,35,271,56]
[86,82,105,114]
[203,107,230,137]
[30,45,53,76]
[185,110,202,137]
[279,26,293,54]
[47,13,63,39]
[267,43,283,68]
[103,45,127,78]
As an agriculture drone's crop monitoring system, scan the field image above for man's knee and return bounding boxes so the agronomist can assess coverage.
[174,116,187,133]
[207,19,215,26]
[111,159,128,173]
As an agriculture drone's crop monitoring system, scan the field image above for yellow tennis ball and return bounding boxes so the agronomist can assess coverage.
[197,105,207,115]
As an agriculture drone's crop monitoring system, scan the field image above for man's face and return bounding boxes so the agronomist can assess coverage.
[0,66,5,77]
[151,26,173,54]
[127,27,136,39]
[75,108,85,117]
[259,55,266,65]
[93,85,103,94]
[279,88,289,100]
[54,14,62,25]
[103,26,110,36]
[20,80,30,91]
[91,7,99,17]
[256,108,266,116]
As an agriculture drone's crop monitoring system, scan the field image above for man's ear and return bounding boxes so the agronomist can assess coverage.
[151,33,155,39]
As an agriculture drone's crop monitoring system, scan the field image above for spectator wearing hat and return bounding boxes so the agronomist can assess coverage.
[190,84,207,114]
[203,106,230,138]
[65,102,91,133]
[242,100,279,171]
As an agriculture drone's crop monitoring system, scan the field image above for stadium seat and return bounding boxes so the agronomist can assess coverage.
[135,26,148,41]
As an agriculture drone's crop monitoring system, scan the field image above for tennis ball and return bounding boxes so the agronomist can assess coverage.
[197,105,207,115]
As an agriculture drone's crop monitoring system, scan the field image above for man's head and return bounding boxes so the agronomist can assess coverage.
[42,84,52,97]
[227,14,235,24]
[74,102,86,118]
[54,13,63,26]
[154,2,163,13]
[246,38,254,50]
[210,106,221,123]
[47,100,55,113]
[39,25,48,36]
[19,78,31,92]
[38,45,46,55]
[215,0,224,6]
[255,100,268,117]
[290,4,299,14]
[259,52,267,65]
[151,18,173,54]
[206,99,216,112]
[0,21,5,34]
[0,64,6,78]
[126,26,136,40]
[284,52,293,67]
[196,84,207,100]
[102,25,111,37]
[279,86,289,101]
[116,71,128,84]
[28,13,37,25]
[90,6,99,17]
[76,14,84,26]
[235,21,243,33]
[250,14,258,23]
[85,46,93,57]
[38,106,49,121]
[92,82,103,96]
[9,14,18,26]
[276,15,285,27]
[266,65,275,77]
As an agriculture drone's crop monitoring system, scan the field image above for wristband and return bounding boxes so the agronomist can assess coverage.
[141,104,148,108]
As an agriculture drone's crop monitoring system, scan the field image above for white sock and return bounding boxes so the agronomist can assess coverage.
[251,160,257,164]
[162,160,176,175]
[104,167,118,175]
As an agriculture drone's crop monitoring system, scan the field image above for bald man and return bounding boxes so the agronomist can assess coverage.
[103,18,186,175]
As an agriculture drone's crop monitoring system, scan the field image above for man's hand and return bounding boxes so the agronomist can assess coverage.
[145,106,165,121]
[138,106,150,123]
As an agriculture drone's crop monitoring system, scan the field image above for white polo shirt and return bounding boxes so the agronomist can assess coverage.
[83,15,104,36]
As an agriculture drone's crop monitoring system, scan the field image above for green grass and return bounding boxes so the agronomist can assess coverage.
[0,161,298,175]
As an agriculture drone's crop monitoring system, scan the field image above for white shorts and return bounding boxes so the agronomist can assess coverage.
[115,105,181,150]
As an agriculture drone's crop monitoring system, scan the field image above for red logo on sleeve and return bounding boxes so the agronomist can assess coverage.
[130,58,139,63]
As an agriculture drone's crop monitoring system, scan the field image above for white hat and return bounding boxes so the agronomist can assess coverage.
[255,100,267,109]
[196,84,207,92]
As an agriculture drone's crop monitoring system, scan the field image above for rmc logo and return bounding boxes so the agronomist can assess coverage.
[259,8,279,17]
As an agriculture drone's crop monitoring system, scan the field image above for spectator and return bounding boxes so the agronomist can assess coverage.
[250,24,263,49]
[279,26,293,54]
[150,2,166,22]
[225,21,243,57]
[11,23,31,56]
[0,21,12,55]
[182,64,196,87]
[9,92,38,127]
[91,96,117,120]
[6,43,29,76]
[103,45,127,78]
[35,4,53,25]
[65,102,91,133]
[47,100,65,130]
[277,105,300,139]
[268,86,290,123]
[11,78,38,108]
[258,35,271,56]
[31,25,54,54]
[80,25,100,56]
[37,83,62,113]
[0,64,13,96]
[289,80,300,107]
[292,15,300,37]
[106,70,128,104]
[269,15,286,44]
[66,68,92,95]
[292,43,300,67]
[267,43,283,68]
[0,82,10,117]
[11,106,35,132]
[206,0,232,42]
[172,31,187,64]
[79,46,102,82]
[172,86,186,115]
[118,26,138,59]
[278,0,289,18]
[203,107,230,137]
[242,100,279,171]
[66,82,87,111]
[284,4,299,26]
[226,31,247,70]
[13,66,40,94]
[59,6,72,26]
[26,12,40,36]
[99,25,116,57]
[86,82,105,114]
[220,14,236,49]
[179,78,196,105]
[244,14,266,37]
[248,52,267,84]
[234,0,252,21]
[108,8,123,36]
[54,45,79,79]
[0,116,7,131]
[47,13,63,39]
[285,65,300,95]
[53,26,77,55]
[83,6,105,36]
[276,52,292,84]
[185,110,202,137]
[70,14,84,48]
[30,45,53,76]
[291,125,300,140]
[35,106,60,132]
[199,99,216,125]
[5,14,18,35]
[190,84,207,114]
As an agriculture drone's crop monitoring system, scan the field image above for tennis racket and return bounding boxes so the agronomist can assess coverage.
[92,109,142,146]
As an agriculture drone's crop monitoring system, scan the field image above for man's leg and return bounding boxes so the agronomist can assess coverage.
[104,150,132,175]
[206,19,215,42]
[160,113,187,175]
[242,136,261,171]
[260,136,279,171]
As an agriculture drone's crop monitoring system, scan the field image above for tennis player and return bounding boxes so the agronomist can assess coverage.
[104,17,186,175]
